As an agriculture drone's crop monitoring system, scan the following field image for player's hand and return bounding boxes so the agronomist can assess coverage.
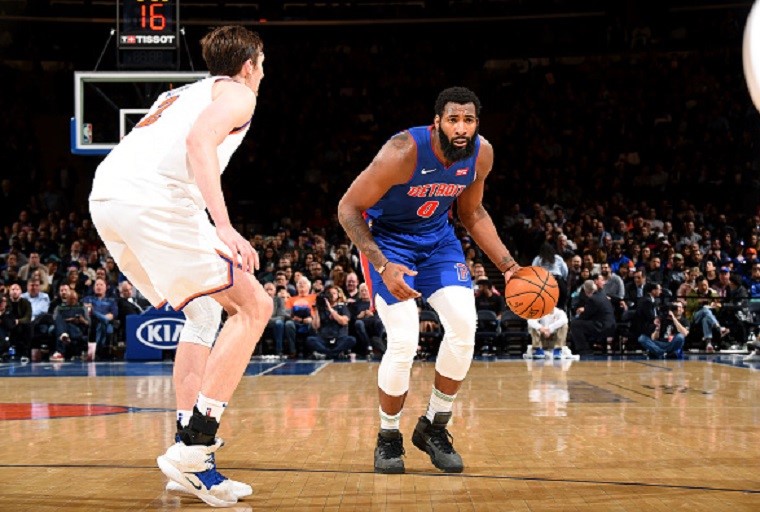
[503,264,522,283]
[382,262,421,302]
[216,224,259,273]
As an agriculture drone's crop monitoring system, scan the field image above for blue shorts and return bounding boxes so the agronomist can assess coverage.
[363,226,472,306]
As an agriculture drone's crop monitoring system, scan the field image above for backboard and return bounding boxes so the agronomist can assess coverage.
[71,71,208,156]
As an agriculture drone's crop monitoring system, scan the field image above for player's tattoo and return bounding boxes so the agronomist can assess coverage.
[500,255,516,272]
[470,204,489,223]
[337,210,386,269]
[389,131,410,149]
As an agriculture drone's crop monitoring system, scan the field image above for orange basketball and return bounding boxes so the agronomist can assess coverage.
[504,266,559,320]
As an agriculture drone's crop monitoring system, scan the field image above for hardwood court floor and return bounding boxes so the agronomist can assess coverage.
[0,356,758,511]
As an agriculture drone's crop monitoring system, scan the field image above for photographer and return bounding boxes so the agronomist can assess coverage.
[306,284,356,359]
[633,283,687,358]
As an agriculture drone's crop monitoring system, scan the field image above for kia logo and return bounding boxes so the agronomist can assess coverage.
[136,318,185,349]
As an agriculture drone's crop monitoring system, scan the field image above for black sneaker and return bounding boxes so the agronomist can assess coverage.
[411,412,464,473]
[374,429,405,474]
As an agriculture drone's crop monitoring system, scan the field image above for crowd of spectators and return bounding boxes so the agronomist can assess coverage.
[1,7,760,361]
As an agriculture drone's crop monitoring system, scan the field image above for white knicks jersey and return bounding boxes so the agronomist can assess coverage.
[89,76,252,209]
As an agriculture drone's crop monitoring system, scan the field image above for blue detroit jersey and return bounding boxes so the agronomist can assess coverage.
[364,125,479,235]
[362,125,480,304]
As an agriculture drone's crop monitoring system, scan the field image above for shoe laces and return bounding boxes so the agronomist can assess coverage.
[427,428,456,454]
[377,435,405,459]
[195,467,228,489]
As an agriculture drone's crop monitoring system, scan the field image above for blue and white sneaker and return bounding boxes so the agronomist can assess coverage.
[157,438,238,507]
[533,347,546,359]
[164,436,252,499]
[552,347,562,359]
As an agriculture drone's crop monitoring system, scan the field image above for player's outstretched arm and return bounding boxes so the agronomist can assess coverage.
[338,131,421,301]
[187,81,258,273]
[456,138,520,281]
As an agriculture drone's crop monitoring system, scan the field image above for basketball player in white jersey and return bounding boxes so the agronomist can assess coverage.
[89,26,270,508]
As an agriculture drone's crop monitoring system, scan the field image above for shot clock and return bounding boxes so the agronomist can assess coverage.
[117,0,179,50]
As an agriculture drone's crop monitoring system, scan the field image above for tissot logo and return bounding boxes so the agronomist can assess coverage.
[136,317,184,349]
[121,35,176,45]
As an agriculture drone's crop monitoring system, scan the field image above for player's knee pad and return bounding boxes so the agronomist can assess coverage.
[428,286,477,381]
[375,295,419,396]
[179,296,223,348]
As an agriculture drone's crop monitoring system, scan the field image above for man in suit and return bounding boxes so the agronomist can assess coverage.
[569,280,616,356]
[117,281,149,316]
[116,280,149,342]
[624,270,647,308]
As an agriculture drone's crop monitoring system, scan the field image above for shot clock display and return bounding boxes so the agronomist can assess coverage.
[117,0,179,50]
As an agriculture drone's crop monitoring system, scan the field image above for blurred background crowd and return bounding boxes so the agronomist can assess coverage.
[1,0,759,361]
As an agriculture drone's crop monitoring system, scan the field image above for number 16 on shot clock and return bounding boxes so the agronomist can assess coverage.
[117,0,179,50]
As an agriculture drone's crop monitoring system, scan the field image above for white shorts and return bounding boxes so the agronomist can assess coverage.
[89,200,234,310]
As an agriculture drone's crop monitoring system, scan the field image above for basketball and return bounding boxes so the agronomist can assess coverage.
[504,266,559,320]
[744,0,760,111]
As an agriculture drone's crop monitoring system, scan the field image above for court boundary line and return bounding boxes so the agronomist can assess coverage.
[0,463,757,494]
[257,362,286,376]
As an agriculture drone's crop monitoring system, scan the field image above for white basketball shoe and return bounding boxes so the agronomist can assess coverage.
[560,346,580,360]
[157,438,240,507]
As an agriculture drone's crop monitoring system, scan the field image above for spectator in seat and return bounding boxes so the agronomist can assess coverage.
[0,253,19,284]
[49,289,89,361]
[714,267,732,297]
[285,276,318,353]
[746,263,760,298]
[645,256,664,285]
[624,269,647,307]
[474,278,506,318]
[263,282,296,358]
[83,277,118,360]
[274,270,296,297]
[686,276,726,353]
[21,277,53,358]
[116,281,149,341]
[350,283,386,358]
[719,274,749,346]
[343,271,360,303]
[565,255,584,297]
[21,278,50,322]
[703,260,719,289]
[307,284,356,359]
[18,252,49,287]
[6,283,32,358]
[569,267,592,312]
[607,242,631,274]
[598,262,625,301]
[532,243,568,310]
[47,283,71,315]
[569,280,616,356]
[0,295,15,358]
[526,307,574,360]
[666,253,687,296]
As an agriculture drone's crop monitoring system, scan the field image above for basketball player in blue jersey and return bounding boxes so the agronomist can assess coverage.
[338,87,520,474]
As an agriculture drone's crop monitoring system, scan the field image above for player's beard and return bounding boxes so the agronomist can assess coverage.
[438,125,478,162]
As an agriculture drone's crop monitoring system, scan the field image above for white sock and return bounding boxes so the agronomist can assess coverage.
[177,409,192,428]
[196,393,227,423]
[379,406,401,431]
[425,387,456,423]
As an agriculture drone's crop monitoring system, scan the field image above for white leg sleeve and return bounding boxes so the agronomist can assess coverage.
[375,295,420,396]
[179,296,223,348]
[428,286,477,381]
